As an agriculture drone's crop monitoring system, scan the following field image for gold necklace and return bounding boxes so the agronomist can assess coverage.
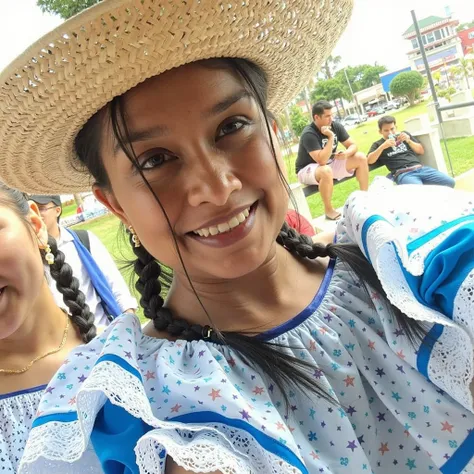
[0,316,70,375]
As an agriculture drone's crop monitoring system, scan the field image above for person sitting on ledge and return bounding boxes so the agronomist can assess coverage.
[367,115,455,188]
[295,100,369,221]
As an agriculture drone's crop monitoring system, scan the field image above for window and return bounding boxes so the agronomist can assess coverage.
[434,30,441,40]
[411,38,419,49]
[426,32,435,43]
[422,35,427,45]
[469,31,474,40]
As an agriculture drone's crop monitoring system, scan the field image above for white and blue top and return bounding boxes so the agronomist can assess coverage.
[0,385,45,472]
[17,183,474,473]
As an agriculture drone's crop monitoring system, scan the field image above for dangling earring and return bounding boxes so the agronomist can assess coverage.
[129,226,141,248]
[44,244,55,265]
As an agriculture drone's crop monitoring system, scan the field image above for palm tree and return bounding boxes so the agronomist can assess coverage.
[321,55,342,80]
[459,58,472,89]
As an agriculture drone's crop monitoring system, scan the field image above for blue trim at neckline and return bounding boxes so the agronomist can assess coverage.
[0,384,47,401]
[255,258,336,342]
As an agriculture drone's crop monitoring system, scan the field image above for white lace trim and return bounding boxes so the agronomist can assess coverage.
[20,361,305,474]
[374,240,474,412]
[136,424,302,474]
[365,217,471,278]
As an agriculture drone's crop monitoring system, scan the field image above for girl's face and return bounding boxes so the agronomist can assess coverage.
[0,202,47,339]
[96,62,288,281]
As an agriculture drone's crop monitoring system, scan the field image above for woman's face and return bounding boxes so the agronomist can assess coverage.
[96,62,288,281]
[0,202,46,339]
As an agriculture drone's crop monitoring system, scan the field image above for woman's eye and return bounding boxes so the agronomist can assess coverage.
[139,151,173,170]
[217,119,248,139]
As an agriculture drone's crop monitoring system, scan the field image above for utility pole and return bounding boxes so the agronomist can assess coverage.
[344,68,362,116]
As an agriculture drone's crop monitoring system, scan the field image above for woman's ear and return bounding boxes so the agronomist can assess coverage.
[93,185,130,228]
[27,201,49,248]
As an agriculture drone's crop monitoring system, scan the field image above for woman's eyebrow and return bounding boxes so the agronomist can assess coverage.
[113,124,167,156]
[112,89,251,156]
[204,89,252,118]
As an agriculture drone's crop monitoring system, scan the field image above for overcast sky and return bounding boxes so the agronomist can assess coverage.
[2,0,474,73]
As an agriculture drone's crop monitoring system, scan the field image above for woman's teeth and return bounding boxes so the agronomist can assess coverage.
[194,207,250,237]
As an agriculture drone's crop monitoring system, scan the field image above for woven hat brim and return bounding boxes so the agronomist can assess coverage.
[0,0,353,194]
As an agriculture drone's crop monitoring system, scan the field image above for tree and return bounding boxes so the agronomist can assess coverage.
[319,55,342,80]
[456,20,474,32]
[289,105,308,137]
[310,77,350,115]
[334,64,387,92]
[438,86,457,102]
[459,58,472,90]
[73,193,84,210]
[390,71,424,107]
[37,0,101,19]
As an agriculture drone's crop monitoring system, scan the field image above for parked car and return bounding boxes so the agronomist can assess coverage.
[342,114,360,127]
[383,101,400,111]
[367,107,385,117]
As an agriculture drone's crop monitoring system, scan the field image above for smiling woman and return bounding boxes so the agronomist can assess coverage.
[1,1,474,474]
[0,184,96,472]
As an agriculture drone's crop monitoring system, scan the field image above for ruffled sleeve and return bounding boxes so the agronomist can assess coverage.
[336,181,474,411]
[19,314,309,474]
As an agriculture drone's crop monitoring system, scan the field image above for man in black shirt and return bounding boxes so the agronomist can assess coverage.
[368,116,455,187]
[295,100,369,220]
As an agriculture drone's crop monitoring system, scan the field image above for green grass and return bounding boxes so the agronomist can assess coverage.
[285,102,474,217]
[61,202,78,218]
[70,99,474,323]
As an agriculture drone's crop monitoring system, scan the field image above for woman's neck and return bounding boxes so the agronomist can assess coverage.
[166,244,328,334]
[0,280,68,358]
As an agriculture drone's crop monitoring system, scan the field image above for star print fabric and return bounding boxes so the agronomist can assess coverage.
[18,183,474,474]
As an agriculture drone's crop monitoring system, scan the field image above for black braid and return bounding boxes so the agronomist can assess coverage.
[277,222,331,260]
[46,236,97,343]
[130,221,428,406]
[129,230,336,406]
[278,223,427,345]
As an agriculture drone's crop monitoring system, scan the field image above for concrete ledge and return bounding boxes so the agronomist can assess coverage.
[432,116,474,139]
[312,208,343,234]
[454,168,474,192]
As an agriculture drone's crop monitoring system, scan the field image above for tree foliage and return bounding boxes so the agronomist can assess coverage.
[318,55,342,80]
[310,78,350,103]
[390,71,424,106]
[456,20,474,32]
[37,0,101,19]
[334,64,387,92]
[289,105,308,137]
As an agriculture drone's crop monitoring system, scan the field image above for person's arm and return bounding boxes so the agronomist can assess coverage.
[302,130,334,166]
[339,137,358,158]
[399,132,424,155]
[88,231,138,313]
[334,123,355,159]
[367,138,395,165]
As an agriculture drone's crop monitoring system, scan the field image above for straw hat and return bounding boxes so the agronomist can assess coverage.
[0,0,352,194]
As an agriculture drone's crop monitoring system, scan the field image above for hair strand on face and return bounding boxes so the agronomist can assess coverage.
[73,58,428,406]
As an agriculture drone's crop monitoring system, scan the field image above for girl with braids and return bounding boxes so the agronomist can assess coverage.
[0,184,97,472]
[0,1,473,473]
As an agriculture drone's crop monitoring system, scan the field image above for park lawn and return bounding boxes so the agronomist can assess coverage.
[61,202,77,218]
[285,102,474,217]
[71,99,474,321]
